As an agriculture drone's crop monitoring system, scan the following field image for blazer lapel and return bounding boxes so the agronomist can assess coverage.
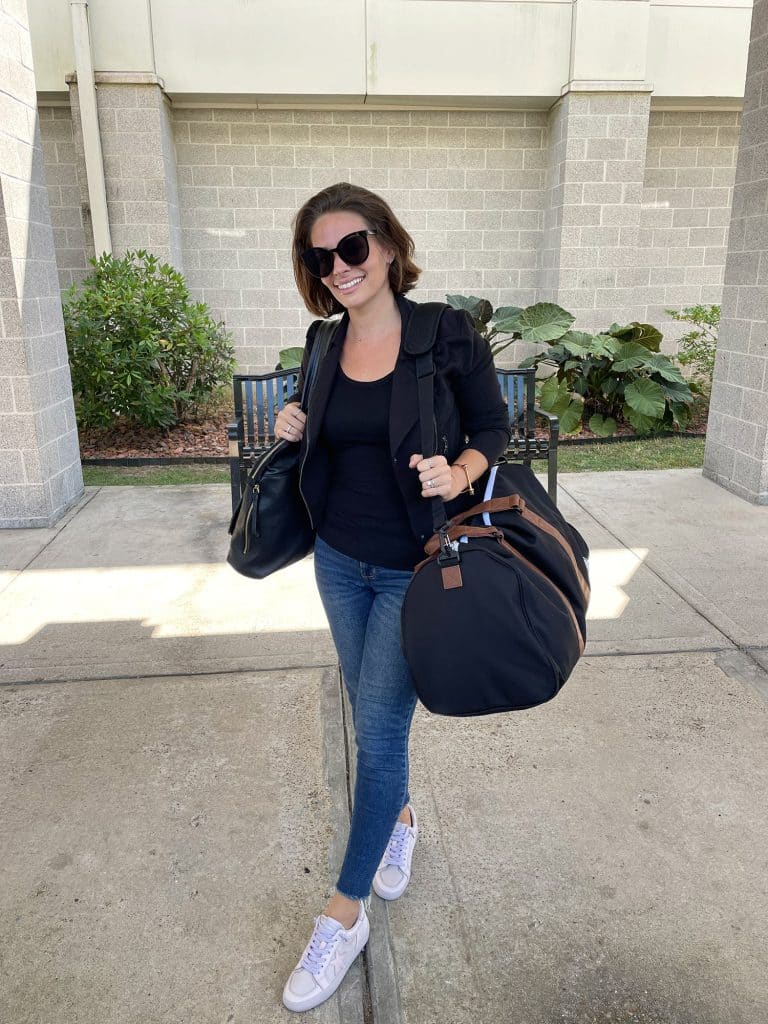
[389,295,420,456]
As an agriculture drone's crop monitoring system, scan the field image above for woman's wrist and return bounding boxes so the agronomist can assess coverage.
[449,463,473,500]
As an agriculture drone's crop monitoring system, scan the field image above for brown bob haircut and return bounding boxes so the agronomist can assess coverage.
[292,182,421,318]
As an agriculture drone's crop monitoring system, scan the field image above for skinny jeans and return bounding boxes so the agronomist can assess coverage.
[313,535,418,901]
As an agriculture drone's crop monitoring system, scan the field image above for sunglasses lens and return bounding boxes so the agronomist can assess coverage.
[337,232,370,267]
[300,247,331,278]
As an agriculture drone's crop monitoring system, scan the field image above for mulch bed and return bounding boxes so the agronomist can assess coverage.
[79,410,708,462]
[79,413,232,461]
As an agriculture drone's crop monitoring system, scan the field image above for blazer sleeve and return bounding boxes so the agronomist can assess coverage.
[440,308,511,467]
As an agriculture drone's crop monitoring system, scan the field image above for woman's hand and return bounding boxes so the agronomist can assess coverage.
[408,454,462,501]
[275,403,307,442]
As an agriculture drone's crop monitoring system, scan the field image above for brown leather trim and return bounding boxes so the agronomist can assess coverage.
[520,508,591,604]
[447,493,590,605]
[441,564,463,590]
[450,494,526,527]
[498,538,586,657]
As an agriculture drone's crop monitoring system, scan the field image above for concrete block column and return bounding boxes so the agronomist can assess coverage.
[68,73,184,269]
[541,84,653,328]
[703,0,768,504]
[1,0,83,529]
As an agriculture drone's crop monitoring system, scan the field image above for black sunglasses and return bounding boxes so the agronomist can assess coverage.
[300,229,377,279]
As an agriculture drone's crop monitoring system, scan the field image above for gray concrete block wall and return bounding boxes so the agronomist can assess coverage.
[173,108,547,373]
[38,104,92,290]
[704,0,768,504]
[88,81,185,269]
[541,90,654,332]
[1,1,83,528]
[642,109,740,344]
[35,95,744,375]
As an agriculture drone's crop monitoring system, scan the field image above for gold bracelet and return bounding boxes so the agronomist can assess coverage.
[455,463,474,496]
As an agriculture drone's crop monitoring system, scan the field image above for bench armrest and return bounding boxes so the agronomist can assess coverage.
[533,406,559,506]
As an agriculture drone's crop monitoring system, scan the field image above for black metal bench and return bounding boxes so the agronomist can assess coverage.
[228,366,559,512]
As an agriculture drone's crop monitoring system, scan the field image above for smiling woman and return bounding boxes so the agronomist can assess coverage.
[267,182,512,1013]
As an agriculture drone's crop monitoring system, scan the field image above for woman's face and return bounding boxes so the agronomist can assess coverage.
[309,210,394,313]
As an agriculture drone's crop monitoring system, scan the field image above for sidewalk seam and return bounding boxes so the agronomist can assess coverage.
[320,665,369,1024]
[340,683,405,1024]
[0,662,338,688]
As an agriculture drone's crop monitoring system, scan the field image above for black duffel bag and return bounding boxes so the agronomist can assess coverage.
[400,302,590,716]
[401,459,590,715]
[227,319,336,579]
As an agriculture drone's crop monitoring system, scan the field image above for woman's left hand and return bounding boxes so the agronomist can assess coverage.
[409,454,459,500]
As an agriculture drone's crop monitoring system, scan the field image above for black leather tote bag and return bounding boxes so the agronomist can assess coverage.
[227,321,334,579]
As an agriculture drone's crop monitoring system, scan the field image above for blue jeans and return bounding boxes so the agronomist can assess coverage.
[313,535,418,901]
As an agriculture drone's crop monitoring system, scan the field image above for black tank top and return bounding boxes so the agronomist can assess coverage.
[318,365,424,570]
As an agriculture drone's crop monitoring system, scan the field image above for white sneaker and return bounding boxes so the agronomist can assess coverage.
[282,902,369,1013]
[372,806,418,900]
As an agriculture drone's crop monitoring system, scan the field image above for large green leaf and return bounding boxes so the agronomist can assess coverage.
[559,334,592,357]
[446,294,482,313]
[493,305,523,323]
[624,377,666,419]
[559,399,584,434]
[589,334,619,358]
[278,346,304,370]
[624,405,658,434]
[657,377,694,404]
[470,298,494,325]
[670,401,692,429]
[608,322,662,351]
[538,375,563,411]
[589,414,617,437]
[492,317,523,335]
[508,303,575,344]
[558,330,594,354]
[612,342,653,372]
[646,355,686,383]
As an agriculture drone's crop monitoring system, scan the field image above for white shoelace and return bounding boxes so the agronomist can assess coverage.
[299,917,342,976]
[382,822,411,870]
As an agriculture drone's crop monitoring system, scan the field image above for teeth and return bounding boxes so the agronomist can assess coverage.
[337,277,363,291]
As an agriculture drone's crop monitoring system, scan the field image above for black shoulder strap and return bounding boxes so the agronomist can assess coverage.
[406,302,450,534]
[299,318,338,413]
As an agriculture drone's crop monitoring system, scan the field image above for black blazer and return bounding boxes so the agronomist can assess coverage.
[293,293,511,549]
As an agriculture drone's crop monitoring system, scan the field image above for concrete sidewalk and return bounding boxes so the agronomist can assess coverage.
[1,470,767,1024]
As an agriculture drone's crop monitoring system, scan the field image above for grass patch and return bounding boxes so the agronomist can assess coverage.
[83,464,230,486]
[82,436,705,487]
[557,436,705,473]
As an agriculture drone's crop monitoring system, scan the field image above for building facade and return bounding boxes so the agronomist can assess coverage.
[29,0,752,372]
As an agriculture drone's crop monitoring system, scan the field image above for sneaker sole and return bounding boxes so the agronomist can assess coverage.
[282,915,370,1013]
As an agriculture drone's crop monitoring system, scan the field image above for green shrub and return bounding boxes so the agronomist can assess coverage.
[446,295,694,436]
[665,304,719,393]
[63,250,235,429]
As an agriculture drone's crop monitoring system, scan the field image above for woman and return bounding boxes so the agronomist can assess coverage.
[274,182,510,1013]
